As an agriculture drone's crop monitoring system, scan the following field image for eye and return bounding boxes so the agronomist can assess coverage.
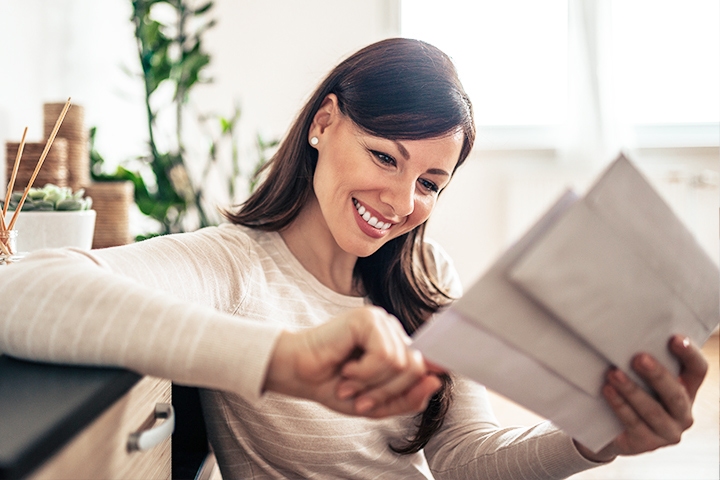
[370,150,396,167]
[418,178,439,193]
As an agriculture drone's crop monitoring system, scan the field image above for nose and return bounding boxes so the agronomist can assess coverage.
[380,176,415,218]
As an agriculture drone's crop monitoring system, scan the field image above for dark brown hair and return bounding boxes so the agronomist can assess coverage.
[226,38,475,453]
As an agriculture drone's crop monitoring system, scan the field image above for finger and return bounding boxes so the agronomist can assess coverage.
[601,383,665,455]
[350,348,429,408]
[425,360,447,375]
[337,360,447,400]
[602,382,646,433]
[356,375,442,418]
[669,335,708,401]
[631,353,693,427]
[339,343,424,399]
[385,310,414,344]
[341,312,415,385]
[608,368,684,444]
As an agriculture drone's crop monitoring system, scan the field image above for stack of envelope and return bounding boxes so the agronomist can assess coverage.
[413,154,719,452]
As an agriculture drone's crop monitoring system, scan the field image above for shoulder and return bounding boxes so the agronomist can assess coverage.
[422,237,463,298]
[92,223,271,278]
[150,223,263,257]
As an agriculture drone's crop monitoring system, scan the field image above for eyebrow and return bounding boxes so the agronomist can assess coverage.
[427,168,450,177]
[393,140,451,177]
[393,140,411,160]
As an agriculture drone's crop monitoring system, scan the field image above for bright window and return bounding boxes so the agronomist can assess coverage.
[401,0,719,148]
[401,0,568,127]
[611,0,720,125]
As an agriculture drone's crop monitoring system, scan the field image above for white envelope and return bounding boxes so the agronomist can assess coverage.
[412,308,624,452]
[412,153,720,453]
[449,190,612,396]
[508,155,719,385]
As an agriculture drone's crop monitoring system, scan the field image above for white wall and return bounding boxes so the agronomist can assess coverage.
[0,0,397,173]
[0,0,146,173]
[195,0,398,148]
[0,0,399,230]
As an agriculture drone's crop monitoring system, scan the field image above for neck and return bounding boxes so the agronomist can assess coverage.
[280,197,361,297]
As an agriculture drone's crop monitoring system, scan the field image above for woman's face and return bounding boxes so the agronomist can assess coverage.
[309,95,463,258]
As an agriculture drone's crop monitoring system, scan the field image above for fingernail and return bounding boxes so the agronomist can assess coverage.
[611,369,629,385]
[602,384,619,401]
[671,335,690,350]
[355,398,375,414]
[640,354,656,371]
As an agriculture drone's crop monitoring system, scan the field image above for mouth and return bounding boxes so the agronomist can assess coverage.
[353,199,392,231]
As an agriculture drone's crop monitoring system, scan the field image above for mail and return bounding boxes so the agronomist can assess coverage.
[412,154,720,452]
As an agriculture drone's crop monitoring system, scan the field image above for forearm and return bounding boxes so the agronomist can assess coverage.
[428,421,603,480]
[423,378,605,479]
[0,248,283,401]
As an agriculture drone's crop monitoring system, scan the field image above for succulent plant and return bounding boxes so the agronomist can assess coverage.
[1,184,92,212]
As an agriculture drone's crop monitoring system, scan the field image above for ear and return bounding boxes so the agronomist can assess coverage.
[308,94,340,142]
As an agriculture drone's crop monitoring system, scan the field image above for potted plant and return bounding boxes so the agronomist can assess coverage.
[1,184,96,252]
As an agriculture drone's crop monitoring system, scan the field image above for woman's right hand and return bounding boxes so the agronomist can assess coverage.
[263,306,443,418]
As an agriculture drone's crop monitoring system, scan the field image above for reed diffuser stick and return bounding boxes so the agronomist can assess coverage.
[1,126,29,231]
[8,98,71,231]
[0,240,11,257]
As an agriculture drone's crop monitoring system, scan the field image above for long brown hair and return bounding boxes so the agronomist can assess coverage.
[226,38,475,453]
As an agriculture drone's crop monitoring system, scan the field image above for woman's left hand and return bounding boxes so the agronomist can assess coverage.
[575,334,709,463]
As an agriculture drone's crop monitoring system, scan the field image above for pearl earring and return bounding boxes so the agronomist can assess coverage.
[310,136,319,146]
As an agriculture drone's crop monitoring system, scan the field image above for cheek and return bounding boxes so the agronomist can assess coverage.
[407,196,436,228]
[312,155,339,201]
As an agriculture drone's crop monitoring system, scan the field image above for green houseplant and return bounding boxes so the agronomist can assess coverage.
[121,0,276,239]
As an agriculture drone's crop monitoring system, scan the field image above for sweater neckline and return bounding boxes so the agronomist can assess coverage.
[267,230,366,308]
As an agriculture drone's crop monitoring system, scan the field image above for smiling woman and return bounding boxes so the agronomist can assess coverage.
[0,37,709,480]
[224,39,476,459]
[302,98,462,261]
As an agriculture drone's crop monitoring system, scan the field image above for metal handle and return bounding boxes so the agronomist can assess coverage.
[127,403,175,452]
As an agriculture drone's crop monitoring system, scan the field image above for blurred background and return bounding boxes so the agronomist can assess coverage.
[0,0,717,285]
[0,1,717,478]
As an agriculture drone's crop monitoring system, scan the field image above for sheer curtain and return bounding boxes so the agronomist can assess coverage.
[401,0,719,161]
[561,0,634,166]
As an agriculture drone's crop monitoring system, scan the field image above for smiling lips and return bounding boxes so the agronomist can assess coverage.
[353,199,392,231]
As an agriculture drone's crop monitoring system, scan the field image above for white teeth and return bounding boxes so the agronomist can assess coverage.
[354,199,391,231]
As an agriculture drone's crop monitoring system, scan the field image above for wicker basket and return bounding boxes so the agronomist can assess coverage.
[84,181,135,249]
[44,102,89,190]
[5,139,69,190]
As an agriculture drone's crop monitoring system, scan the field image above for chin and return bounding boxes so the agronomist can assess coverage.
[349,244,381,259]
[339,237,385,259]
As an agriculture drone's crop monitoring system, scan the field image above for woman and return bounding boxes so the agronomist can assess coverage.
[0,38,707,479]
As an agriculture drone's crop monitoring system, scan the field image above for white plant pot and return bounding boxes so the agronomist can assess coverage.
[3,210,97,252]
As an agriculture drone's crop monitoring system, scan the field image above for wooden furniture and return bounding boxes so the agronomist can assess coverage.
[30,376,171,479]
[0,356,172,479]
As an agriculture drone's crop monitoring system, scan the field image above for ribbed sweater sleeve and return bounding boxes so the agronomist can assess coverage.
[425,377,604,479]
[0,226,283,402]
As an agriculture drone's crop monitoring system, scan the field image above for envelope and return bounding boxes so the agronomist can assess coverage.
[412,308,623,452]
[508,155,719,385]
[412,153,720,453]
[449,190,613,396]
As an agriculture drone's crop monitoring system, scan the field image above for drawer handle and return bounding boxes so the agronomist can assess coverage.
[127,403,175,452]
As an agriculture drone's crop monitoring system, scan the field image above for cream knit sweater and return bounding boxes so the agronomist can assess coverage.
[0,224,600,479]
